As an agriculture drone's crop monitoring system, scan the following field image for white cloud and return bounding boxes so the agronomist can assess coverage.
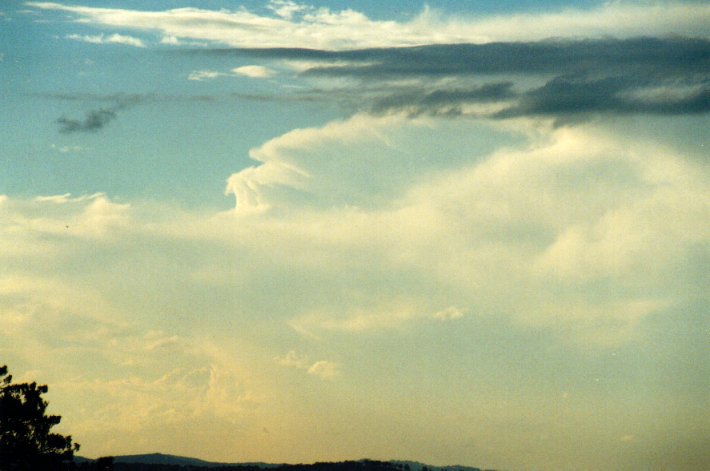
[189,67,276,81]
[28,2,710,50]
[275,350,310,369]
[220,113,708,345]
[188,69,224,81]
[276,351,340,380]
[290,304,463,335]
[225,114,510,213]
[290,303,420,335]
[160,35,206,47]
[1,192,129,245]
[433,306,465,321]
[267,0,306,20]
[66,33,145,47]
[160,35,181,45]
[307,361,340,380]
[51,143,84,154]
[4,115,705,350]
[232,65,275,79]
[1,113,707,462]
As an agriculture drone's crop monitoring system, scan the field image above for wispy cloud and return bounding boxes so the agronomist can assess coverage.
[50,143,84,154]
[27,2,710,49]
[433,306,465,321]
[187,70,224,81]
[187,66,276,81]
[66,32,145,47]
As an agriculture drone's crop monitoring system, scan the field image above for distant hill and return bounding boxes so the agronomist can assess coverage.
[115,453,235,467]
[76,454,491,471]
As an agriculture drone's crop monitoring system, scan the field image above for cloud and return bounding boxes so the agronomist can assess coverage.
[31,4,710,122]
[433,306,465,321]
[225,114,522,212]
[187,70,224,81]
[368,82,516,117]
[27,2,710,50]
[276,351,340,380]
[290,303,467,335]
[66,33,145,47]
[297,38,709,79]
[275,350,310,369]
[6,114,705,348]
[290,303,420,335]
[187,67,275,81]
[57,108,117,133]
[2,109,707,462]
[54,95,142,133]
[267,0,306,20]
[50,143,84,154]
[232,65,275,79]
[287,38,710,119]
[307,361,340,380]
[497,75,710,120]
[220,112,708,345]
[194,38,709,120]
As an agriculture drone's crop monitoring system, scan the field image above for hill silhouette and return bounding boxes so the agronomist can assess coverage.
[75,454,490,471]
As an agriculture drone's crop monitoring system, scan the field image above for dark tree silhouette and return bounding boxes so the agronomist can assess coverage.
[0,365,79,470]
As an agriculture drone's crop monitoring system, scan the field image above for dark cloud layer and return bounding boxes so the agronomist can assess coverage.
[53,37,710,131]
[205,37,710,119]
[212,37,710,78]
[370,82,515,116]
[498,76,710,119]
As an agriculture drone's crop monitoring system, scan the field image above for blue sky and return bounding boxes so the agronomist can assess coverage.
[1,1,709,470]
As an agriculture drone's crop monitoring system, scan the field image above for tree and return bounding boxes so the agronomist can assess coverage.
[0,365,79,470]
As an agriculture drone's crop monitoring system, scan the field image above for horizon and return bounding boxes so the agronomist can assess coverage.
[1,1,709,470]
[76,451,473,465]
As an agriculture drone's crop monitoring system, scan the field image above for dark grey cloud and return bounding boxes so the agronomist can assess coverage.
[198,37,710,119]
[51,37,710,128]
[497,76,710,119]
[206,37,710,79]
[54,95,146,134]
[369,82,515,116]
[57,108,118,133]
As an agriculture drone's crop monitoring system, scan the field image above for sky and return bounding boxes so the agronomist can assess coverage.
[1,1,709,470]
